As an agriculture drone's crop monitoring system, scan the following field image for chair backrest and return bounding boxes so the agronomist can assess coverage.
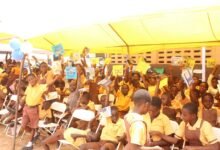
[5,94,16,108]
[170,120,179,132]
[213,127,220,141]
[63,97,68,103]
[45,92,59,101]
[72,109,95,121]
[10,95,18,101]
[95,104,102,111]
[51,102,67,113]
[2,94,10,108]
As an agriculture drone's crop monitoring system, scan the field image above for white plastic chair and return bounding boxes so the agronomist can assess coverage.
[170,120,179,150]
[170,120,179,132]
[1,94,11,109]
[0,95,17,126]
[213,127,220,141]
[57,109,95,150]
[141,146,163,150]
[38,102,67,134]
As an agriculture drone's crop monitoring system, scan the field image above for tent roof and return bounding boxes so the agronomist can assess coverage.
[29,6,220,54]
[1,1,220,54]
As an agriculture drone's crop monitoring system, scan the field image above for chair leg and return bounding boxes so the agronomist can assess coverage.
[20,131,25,141]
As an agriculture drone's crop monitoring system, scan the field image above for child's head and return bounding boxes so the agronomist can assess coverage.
[148,73,157,85]
[202,93,214,110]
[132,72,141,82]
[99,95,109,107]
[121,84,129,95]
[193,76,201,86]
[39,62,48,74]
[27,74,38,87]
[181,102,198,123]
[81,92,90,105]
[149,96,161,118]
[55,79,65,90]
[176,80,185,91]
[133,89,151,114]
[199,82,208,94]
[111,106,119,124]
[170,85,178,98]
[161,92,171,106]
[69,80,77,92]
[211,77,218,89]
[190,89,200,106]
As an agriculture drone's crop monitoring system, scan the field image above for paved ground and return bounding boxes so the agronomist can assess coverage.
[0,125,74,150]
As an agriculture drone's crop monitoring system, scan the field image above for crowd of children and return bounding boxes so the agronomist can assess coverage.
[0,52,219,150]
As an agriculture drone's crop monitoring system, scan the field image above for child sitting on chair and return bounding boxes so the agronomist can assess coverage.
[79,106,125,150]
[198,93,218,127]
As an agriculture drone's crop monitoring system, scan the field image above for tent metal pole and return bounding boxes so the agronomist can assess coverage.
[108,24,130,56]
[43,37,54,46]
[202,47,206,82]
[12,55,26,150]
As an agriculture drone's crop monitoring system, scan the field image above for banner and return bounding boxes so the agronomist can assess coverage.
[86,67,95,80]
[171,56,184,66]
[206,58,216,68]
[98,78,112,87]
[154,68,164,74]
[91,58,99,65]
[185,57,195,69]
[159,77,168,89]
[181,68,193,87]
[45,92,59,101]
[136,61,150,74]
[52,44,64,61]
[52,61,62,75]
[65,66,77,79]
[112,65,123,76]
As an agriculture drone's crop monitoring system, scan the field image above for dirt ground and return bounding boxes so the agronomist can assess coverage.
[0,125,74,150]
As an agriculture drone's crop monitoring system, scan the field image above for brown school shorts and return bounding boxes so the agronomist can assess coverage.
[21,105,39,129]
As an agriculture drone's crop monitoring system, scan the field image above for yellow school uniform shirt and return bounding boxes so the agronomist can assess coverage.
[175,92,190,106]
[64,128,89,147]
[175,118,218,145]
[99,86,106,94]
[11,66,20,75]
[171,99,182,110]
[25,84,48,106]
[115,91,132,111]
[148,113,174,141]
[100,118,125,142]
[0,85,7,94]
[125,112,147,146]
[0,73,8,82]
[38,103,52,119]
[87,101,95,111]
[148,85,157,97]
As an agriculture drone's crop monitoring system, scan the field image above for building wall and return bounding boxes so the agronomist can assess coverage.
[108,47,220,65]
